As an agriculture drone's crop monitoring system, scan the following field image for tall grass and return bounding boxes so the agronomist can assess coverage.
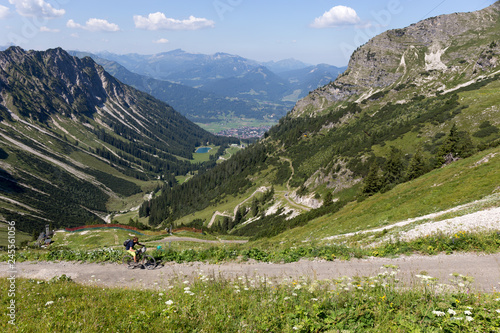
[2,266,500,332]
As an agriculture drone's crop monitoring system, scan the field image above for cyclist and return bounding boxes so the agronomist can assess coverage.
[125,237,144,264]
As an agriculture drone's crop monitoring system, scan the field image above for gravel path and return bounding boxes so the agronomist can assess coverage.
[2,253,500,292]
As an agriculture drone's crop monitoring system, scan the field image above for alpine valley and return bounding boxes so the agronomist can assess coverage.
[0,1,499,246]
[68,49,346,130]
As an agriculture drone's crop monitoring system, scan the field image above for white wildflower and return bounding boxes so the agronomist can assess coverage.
[165,300,173,306]
[432,310,445,316]
[448,309,457,315]
[466,316,473,322]
[45,301,54,306]
[464,310,472,316]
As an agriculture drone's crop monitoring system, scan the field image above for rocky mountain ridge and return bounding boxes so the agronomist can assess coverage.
[292,1,500,116]
[0,47,235,232]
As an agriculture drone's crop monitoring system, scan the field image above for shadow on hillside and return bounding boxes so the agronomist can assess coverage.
[0,167,24,194]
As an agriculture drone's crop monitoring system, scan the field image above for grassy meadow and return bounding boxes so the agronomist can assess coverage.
[2,266,500,332]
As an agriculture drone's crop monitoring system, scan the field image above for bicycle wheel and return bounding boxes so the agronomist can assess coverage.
[143,255,156,270]
[122,255,134,269]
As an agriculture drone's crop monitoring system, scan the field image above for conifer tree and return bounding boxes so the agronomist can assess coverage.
[407,148,426,180]
[435,124,475,166]
[382,146,405,190]
[362,161,382,195]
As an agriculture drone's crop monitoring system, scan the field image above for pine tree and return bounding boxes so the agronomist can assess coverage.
[435,124,475,166]
[251,198,259,216]
[362,161,382,195]
[407,148,426,180]
[382,146,405,189]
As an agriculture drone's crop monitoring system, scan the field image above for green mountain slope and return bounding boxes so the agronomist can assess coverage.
[0,47,236,232]
[142,2,500,238]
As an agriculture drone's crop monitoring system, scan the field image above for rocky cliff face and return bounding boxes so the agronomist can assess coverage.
[0,47,117,120]
[292,1,500,116]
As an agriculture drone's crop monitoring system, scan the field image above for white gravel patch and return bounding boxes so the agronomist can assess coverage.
[399,206,500,240]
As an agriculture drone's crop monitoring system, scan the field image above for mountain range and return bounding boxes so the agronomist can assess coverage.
[142,1,500,235]
[0,2,498,240]
[0,46,236,232]
[71,50,345,125]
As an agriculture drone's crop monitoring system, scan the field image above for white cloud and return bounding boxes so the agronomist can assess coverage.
[153,38,169,44]
[67,18,120,32]
[311,5,360,28]
[8,0,65,19]
[0,5,11,19]
[40,26,59,32]
[134,12,215,30]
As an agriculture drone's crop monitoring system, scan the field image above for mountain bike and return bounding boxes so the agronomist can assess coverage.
[122,246,156,270]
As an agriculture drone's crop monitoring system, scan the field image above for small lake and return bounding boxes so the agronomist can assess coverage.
[195,147,212,154]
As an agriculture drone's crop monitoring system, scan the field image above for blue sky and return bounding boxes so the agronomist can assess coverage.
[0,0,496,66]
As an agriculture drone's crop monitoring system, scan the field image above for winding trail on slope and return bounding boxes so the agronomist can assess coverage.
[2,253,500,292]
[278,157,311,211]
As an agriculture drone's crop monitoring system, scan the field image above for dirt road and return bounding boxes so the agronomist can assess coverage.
[2,253,500,292]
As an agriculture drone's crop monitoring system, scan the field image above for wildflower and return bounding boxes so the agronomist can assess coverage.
[448,309,456,315]
[495,309,500,313]
[165,300,173,306]
[183,280,189,284]
[464,310,472,315]
[311,298,318,301]
[292,327,299,331]
[284,297,290,301]
[432,310,445,316]
[158,293,164,296]
[466,316,473,322]
[45,301,54,306]
[184,287,190,291]
[292,293,298,296]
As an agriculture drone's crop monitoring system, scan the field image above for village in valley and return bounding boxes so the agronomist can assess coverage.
[215,125,271,139]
